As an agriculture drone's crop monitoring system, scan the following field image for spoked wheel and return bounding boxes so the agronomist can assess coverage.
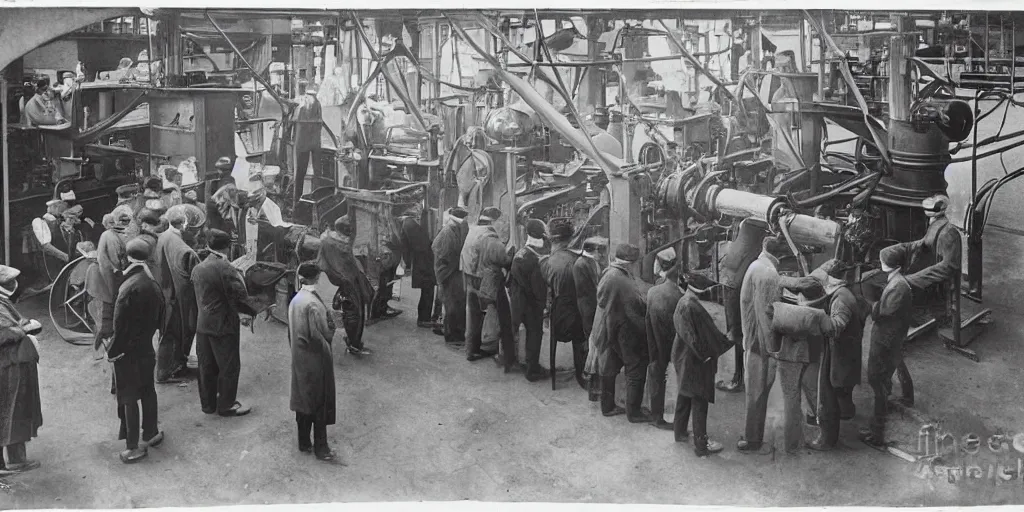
[48,256,96,345]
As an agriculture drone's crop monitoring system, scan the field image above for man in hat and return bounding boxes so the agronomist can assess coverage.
[93,206,132,350]
[575,236,606,401]
[673,271,729,457]
[541,218,588,387]
[24,77,67,127]
[31,199,70,282]
[432,207,470,345]
[291,86,323,204]
[510,219,548,381]
[318,215,374,356]
[153,209,201,383]
[143,177,167,213]
[860,244,914,447]
[106,238,164,464]
[653,247,677,284]
[191,229,259,417]
[594,243,650,422]
[644,247,684,430]
[460,207,514,362]
[398,203,436,328]
[716,219,767,394]
[115,184,140,210]
[211,156,236,193]
[288,262,339,462]
[0,265,43,473]
[737,236,791,453]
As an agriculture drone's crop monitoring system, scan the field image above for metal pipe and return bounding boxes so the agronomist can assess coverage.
[657,19,738,104]
[788,171,882,208]
[1,77,9,265]
[205,12,290,114]
[778,216,810,276]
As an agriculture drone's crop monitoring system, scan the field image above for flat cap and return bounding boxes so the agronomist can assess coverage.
[137,208,162,227]
[880,244,908,269]
[615,243,641,263]
[525,219,548,240]
[125,238,152,261]
[144,177,163,192]
[116,184,139,197]
[297,262,321,280]
[0,265,21,284]
[480,207,502,221]
[207,229,232,251]
[547,218,574,240]
[448,207,469,219]
[215,156,235,171]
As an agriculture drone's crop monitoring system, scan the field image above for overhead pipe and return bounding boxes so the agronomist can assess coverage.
[205,12,291,115]
[787,171,882,209]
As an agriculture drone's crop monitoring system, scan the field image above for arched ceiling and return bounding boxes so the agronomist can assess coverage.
[0,7,137,72]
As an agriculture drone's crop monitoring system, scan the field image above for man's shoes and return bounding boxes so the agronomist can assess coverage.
[651,418,674,431]
[805,437,836,452]
[858,428,886,447]
[157,377,185,385]
[383,307,402,318]
[186,355,199,370]
[716,379,744,393]
[417,321,433,328]
[299,445,313,454]
[218,402,252,417]
[467,350,496,362]
[432,327,446,336]
[142,431,165,448]
[316,450,343,464]
[493,355,518,373]
[119,447,148,464]
[348,347,372,356]
[675,430,690,443]
[736,438,764,453]
[602,406,626,417]
[694,437,724,457]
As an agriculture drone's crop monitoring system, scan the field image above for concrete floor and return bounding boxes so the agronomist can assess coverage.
[2,244,1024,507]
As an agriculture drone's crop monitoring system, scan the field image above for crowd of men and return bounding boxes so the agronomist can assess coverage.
[0,182,960,470]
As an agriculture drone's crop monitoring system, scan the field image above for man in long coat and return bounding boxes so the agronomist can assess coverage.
[737,236,789,453]
[107,239,164,464]
[673,272,728,457]
[399,204,436,328]
[645,255,683,430]
[92,206,132,351]
[542,219,587,388]
[861,244,914,447]
[460,207,514,364]
[288,263,338,462]
[509,219,548,382]
[0,266,43,473]
[432,207,470,345]
[594,243,650,423]
[318,215,374,356]
[716,219,767,393]
[191,229,258,417]
[153,209,200,382]
[574,237,605,400]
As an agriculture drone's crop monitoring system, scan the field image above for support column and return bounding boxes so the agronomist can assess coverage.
[888,15,915,122]
[1,74,9,266]
[608,176,643,267]
[578,16,605,115]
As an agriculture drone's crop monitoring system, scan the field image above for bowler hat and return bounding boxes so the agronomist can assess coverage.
[126,238,151,261]
[525,219,547,240]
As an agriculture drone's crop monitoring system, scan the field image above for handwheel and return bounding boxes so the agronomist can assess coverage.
[47,256,96,345]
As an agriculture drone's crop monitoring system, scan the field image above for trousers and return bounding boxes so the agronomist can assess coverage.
[157,302,193,380]
[723,286,744,381]
[516,302,545,368]
[196,332,241,414]
[296,412,329,457]
[93,301,114,350]
[293,149,322,204]
[465,278,513,358]
[371,267,397,319]
[416,285,435,324]
[674,394,709,441]
[867,341,902,438]
[122,386,159,450]
[439,274,466,342]
[743,349,816,449]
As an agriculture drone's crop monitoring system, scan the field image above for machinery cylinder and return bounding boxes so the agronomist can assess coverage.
[780,212,841,248]
[881,120,950,202]
[712,188,783,224]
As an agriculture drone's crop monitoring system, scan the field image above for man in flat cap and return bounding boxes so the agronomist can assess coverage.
[860,244,913,447]
[644,246,684,430]
[737,236,791,453]
[191,229,259,417]
[153,208,201,383]
[509,219,548,381]
[541,218,588,388]
[93,206,132,351]
[288,262,339,462]
[0,264,43,473]
[212,156,236,193]
[594,243,650,422]
[291,86,323,205]
[318,215,374,356]
[115,184,140,210]
[459,207,514,362]
[107,238,164,464]
[397,203,436,329]
[432,207,470,346]
[31,199,69,283]
[575,237,607,401]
